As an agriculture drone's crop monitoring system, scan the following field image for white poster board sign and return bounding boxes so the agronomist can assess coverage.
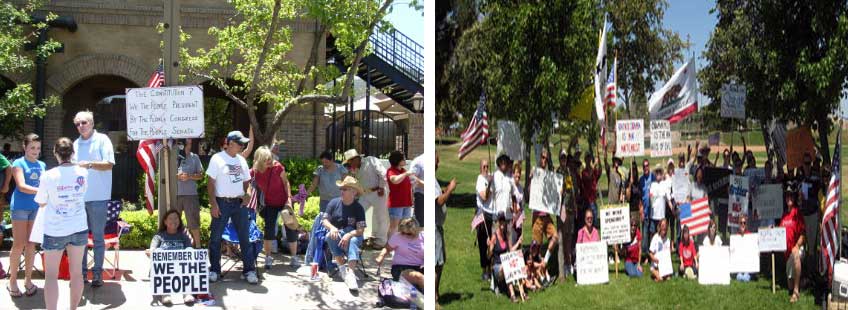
[720,83,746,119]
[754,184,783,221]
[657,248,673,277]
[729,234,760,273]
[698,246,731,285]
[499,251,527,283]
[758,227,788,253]
[576,241,609,285]
[528,168,563,216]
[151,249,210,295]
[600,204,631,245]
[616,119,644,157]
[672,168,691,203]
[126,86,205,140]
[728,175,749,230]
[650,120,672,158]
[497,120,526,161]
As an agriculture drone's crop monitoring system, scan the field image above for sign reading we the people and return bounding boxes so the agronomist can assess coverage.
[576,241,609,285]
[499,251,527,284]
[600,204,631,245]
[650,120,672,158]
[126,85,205,140]
[616,119,644,157]
[151,249,210,295]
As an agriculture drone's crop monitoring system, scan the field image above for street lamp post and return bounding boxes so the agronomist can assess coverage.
[411,91,424,112]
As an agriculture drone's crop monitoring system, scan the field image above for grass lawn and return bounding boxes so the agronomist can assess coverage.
[435,140,846,309]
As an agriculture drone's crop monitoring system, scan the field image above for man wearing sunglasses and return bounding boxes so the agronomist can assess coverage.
[72,111,115,288]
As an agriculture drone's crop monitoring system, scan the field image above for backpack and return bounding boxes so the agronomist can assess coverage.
[375,278,414,308]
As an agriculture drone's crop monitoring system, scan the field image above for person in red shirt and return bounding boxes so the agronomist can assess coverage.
[580,152,601,227]
[677,225,698,279]
[780,189,806,303]
[624,218,643,277]
[386,151,414,242]
[250,146,294,269]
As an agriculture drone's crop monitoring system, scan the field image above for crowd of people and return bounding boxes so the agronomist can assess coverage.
[0,110,425,309]
[438,135,830,305]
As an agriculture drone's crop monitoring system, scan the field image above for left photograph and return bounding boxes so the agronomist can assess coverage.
[0,0,424,309]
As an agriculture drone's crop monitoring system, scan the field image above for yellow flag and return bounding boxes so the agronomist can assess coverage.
[568,86,595,121]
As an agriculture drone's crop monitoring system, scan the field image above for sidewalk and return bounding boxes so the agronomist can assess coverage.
[0,248,390,309]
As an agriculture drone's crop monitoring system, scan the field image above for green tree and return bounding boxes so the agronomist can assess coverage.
[701,0,848,162]
[435,0,480,128]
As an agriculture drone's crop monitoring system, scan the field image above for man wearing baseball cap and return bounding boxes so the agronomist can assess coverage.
[342,149,389,249]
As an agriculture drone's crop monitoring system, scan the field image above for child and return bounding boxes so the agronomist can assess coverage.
[523,242,543,292]
[150,210,196,306]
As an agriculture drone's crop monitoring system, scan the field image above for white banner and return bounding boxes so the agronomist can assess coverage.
[672,168,691,203]
[729,234,760,273]
[753,184,783,221]
[728,175,749,230]
[500,251,527,283]
[151,249,210,295]
[720,83,746,119]
[616,119,644,157]
[650,120,672,158]
[658,248,673,277]
[126,86,205,140]
[600,204,631,245]
[758,227,788,253]
[528,168,563,216]
[497,120,525,161]
[576,241,609,285]
[698,246,730,285]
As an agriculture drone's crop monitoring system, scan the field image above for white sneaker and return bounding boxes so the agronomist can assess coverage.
[344,267,358,290]
[290,257,301,268]
[208,272,219,283]
[245,271,259,284]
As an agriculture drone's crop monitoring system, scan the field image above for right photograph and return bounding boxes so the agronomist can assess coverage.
[434,0,848,309]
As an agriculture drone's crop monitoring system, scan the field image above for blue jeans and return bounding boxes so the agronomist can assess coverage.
[209,198,255,274]
[642,219,656,255]
[388,207,412,220]
[625,261,643,278]
[82,200,108,276]
[327,227,363,262]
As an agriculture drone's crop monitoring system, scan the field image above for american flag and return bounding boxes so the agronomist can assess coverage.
[604,58,617,107]
[679,196,711,236]
[821,128,841,278]
[471,210,485,231]
[136,61,166,215]
[458,92,489,160]
[147,61,165,88]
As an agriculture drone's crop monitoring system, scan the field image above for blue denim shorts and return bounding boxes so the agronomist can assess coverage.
[42,231,88,251]
[388,207,412,220]
[11,208,38,221]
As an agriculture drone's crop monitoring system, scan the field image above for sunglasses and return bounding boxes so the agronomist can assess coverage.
[74,121,89,127]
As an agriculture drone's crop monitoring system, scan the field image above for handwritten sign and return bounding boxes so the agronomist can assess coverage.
[126,86,205,140]
[576,241,609,285]
[600,204,631,245]
[698,246,730,285]
[497,120,525,161]
[720,83,746,119]
[728,175,749,230]
[758,227,787,253]
[650,120,672,157]
[151,249,210,295]
[754,184,783,221]
[500,251,527,283]
[528,168,563,216]
[786,126,817,169]
[616,119,644,157]
[729,234,760,273]
[657,248,673,277]
[672,168,691,203]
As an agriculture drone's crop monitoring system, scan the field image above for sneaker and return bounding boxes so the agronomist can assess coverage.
[481,272,491,281]
[161,295,173,306]
[265,256,273,270]
[310,273,321,282]
[183,294,195,305]
[208,272,219,283]
[344,267,358,290]
[91,273,103,288]
[290,257,301,269]
[245,271,259,284]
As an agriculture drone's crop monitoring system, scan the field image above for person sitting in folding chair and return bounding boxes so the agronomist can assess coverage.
[221,207,263,275]
[322,176,367,291]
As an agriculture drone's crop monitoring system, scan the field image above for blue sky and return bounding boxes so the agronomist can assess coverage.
[384,2,424,45]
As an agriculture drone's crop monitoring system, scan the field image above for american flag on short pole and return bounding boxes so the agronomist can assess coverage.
[679,196,711,236]
[604,57,617,108]
[820,128,841,278]
[471,210,485,231]
[136,61,167,214]
[458,92,489,160]
[147,61,165,88]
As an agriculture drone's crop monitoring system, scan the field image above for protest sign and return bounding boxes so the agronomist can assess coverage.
[497,120,526,161]
[126,85,205,140]
[672,168,690,203]
[528,168,563,216]
[744,168,766,190]
[600,204,631,245]
[576,241,609,285]
[703,167,731,198]
[758,227,788,253]
[754,184,783,221]
[720,83,746,119]
[616,120,644,157]
[785,126,816,169]
[151,249,210,295]
[769,120,787,167]
[729,234,760,273]
[657,248,673,277]
[500,251,527,283]
[728,175,749,230]
[650,120,672,158]
[698,246,731,285]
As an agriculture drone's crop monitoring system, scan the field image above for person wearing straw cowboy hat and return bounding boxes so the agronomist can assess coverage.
[342,149,389,249]
[323,175,367,291]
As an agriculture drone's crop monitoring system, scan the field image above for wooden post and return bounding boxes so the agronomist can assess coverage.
[158,0,180,227]
[772,253,776,294]
[614,245,620,279]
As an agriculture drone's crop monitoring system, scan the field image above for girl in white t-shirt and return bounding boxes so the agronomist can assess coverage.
[33,137,88,310]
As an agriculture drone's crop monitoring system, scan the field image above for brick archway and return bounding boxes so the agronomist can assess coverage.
[46,53,150,97]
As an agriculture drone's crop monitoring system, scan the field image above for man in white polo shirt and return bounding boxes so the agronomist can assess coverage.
[343,149,388,249]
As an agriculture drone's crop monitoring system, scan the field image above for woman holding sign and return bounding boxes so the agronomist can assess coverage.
[149,210,195,306]
[488,213,525,303]
[576,209,599,243]
[33,138,88,310]
[624,218,643,277]
[649,219,671,282]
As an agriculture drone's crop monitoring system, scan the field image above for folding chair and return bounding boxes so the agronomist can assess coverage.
[86,200,132,280]
[323,237,369,279]
[220,210,263,276]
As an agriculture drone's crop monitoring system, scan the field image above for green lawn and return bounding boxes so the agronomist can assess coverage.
[435,141,842,309]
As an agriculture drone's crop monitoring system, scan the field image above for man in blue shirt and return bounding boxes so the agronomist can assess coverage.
[637,159,654,258]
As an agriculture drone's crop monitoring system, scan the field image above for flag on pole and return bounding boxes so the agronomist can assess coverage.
[594,20,609,122]
[679,197,711,236]
[820,128,841,279]
[458,93,489,160]
[136,61,166,214]
[605,57,617,108]
[471,210,485,231]
[648,58,699,124]
[147,61,165,88]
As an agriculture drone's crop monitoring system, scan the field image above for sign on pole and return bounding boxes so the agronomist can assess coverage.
[499,251,527,284]
[758,227,788,253]
[497,120,525,161]
[729,234,760,273]
[151,249,210,295]
[698,246,731,285]
[754,184,783,221]
[650,120,672,158]
[528,168,563,216]
[126,85,205,141]
[576,241,609,285]
[600,204,631,245]
[616,119,644,157]
[728,175,749,230]
[720,83,746,119]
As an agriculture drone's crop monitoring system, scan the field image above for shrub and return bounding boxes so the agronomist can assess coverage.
[279,157,321,196]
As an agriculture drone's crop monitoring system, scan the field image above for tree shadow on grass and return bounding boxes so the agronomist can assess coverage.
[444,193,477,209]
